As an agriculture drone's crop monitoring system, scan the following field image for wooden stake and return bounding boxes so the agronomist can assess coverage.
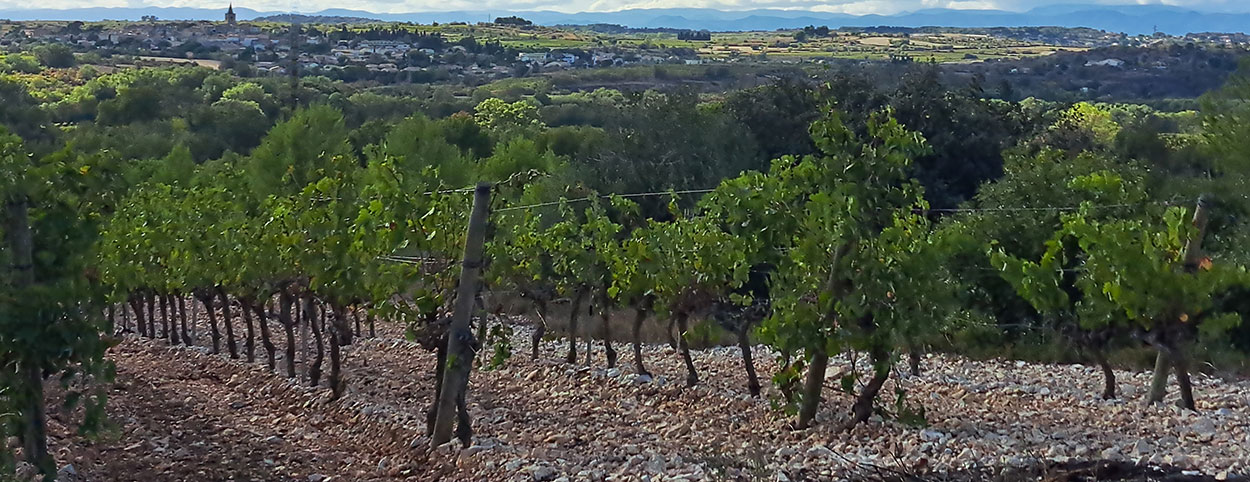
[6,194,50,472]
[431,182,491,448]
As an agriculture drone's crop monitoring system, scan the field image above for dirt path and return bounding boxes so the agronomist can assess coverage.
[48,339,431,481]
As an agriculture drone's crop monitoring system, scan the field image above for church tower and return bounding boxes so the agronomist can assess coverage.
[225,4,237,25]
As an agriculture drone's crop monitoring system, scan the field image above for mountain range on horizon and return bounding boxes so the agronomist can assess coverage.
[2,4,1249,35]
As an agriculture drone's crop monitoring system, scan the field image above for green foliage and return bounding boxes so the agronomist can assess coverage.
[1200,59,1250,233]
[189,98,271,159]
[32,44,76,68]
[626,201,749,318]
[246,105,352,197]
[220,82,276,115]
[367,114,468,187]
[338,91,421,127]
[1034,102,1123,154]
[993,204,1246,338]
[0,87,46,151]
[93,69,209,126]
[579,90,763,216]
[2,128,116,473]
[4,48,1250,446]
[441,113,494,159]
[723,78,821,160]
[1058,102,1122,145]
[1202,60,1250,175]
[543,197,622,298]
[474,98,542,138]
[758,110,937,354]
[485,323,514,370]
[722,109,963,421]
[946,148,1152,330]
[887,67,1040,208]
[0,53,42,74]
[477,138,561,183]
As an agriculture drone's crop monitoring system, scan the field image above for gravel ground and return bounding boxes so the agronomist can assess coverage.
[32,312,1250,481]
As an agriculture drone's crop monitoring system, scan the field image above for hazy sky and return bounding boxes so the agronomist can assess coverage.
[1,0,1248,15]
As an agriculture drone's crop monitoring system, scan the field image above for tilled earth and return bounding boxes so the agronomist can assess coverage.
[37,314,1250,482]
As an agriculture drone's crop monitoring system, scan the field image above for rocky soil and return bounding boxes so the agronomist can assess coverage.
[34,315,1250,481]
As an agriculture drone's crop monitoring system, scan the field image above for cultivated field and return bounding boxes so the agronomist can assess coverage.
[39,312,1250,481]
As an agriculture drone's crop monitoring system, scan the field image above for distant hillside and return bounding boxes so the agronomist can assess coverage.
[0,7,268,22]
[1,4,1248,35]
[252,14,380,24]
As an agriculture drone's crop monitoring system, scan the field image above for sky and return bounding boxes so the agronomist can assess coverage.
[0,0,1248,15]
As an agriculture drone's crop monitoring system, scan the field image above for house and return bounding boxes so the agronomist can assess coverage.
[1084,58,1125,68]
[360,40,409,51]
[518,52,544,62]
[591,52,616,64]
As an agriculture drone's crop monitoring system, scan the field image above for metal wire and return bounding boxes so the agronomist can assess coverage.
[493,188,719,212]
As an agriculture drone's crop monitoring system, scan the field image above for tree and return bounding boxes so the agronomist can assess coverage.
[723,77,822,161]
[279,153,370,398]
[0,77,52,145]
[32,44,75,68]
[1203,59,1250,173]
[477,138,561,184]
[488,200,558,360]
[188,98,271,160]
[587,90,762,215]
[474,98,542,139]
[246,105,352,197]
[0,53,42,74]
[368,114,469,186]
[887,67,1039,208]
[441,113,493,159]
[220,82,277,116]
[1032,102,1121,155]
[699,169,805,396]
[1200,58,1250,353]
[493,16,533,26]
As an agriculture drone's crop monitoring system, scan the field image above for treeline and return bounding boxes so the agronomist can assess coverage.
[955,44,1247,101]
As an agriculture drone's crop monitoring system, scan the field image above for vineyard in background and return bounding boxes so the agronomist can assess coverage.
[3,53,1250,480]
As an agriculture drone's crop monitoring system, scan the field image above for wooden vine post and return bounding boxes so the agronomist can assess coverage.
[6,191,50,471]
[1146,195,1210,407]
[431,182,492,448]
